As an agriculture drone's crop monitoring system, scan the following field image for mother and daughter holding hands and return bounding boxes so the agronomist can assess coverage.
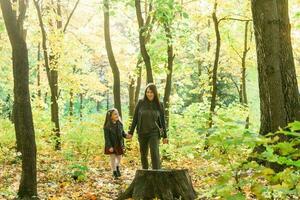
[103,83,169,178]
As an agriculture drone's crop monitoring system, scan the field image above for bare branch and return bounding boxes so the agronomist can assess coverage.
[63,0,80,33]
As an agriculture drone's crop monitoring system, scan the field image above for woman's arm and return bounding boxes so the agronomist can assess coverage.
[128,100,141,135]
[159,102,168,138]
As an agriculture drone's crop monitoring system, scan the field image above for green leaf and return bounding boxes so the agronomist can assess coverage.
[182,12,189,19]
[288,121,300,132]
[228,193,246,200]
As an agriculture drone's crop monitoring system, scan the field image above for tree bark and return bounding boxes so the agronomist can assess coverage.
[163,24,174,129]
[34,0,80,149]
[129,75,135,117]
[96,100,100,112]
[1,0,38,198]
[251,0,300,135]
[37,42,41,99]
[241,21,250,129]
[133,11,154,106]
[69,66,76,117]
[134,58,143,105]
[69,89,74,117]
[103,0,122,117]
[241,21,249,105]
[118,169,197,200]
[135,0,153,84]
[208,1,221,128]
[34,0,61,150]
[79,93,83,120]
[276,1,300,122]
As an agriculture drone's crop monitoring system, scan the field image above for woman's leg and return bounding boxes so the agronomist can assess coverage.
[138,137,150,169]
[149,135,160,169]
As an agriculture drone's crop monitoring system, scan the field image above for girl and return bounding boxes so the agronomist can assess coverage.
[103,108,128,178]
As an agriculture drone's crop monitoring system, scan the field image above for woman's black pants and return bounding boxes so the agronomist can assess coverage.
[138,133,160,169]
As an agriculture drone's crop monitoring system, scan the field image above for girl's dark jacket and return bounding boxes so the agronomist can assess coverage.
[104,121,127,150]
[129,99,167,138]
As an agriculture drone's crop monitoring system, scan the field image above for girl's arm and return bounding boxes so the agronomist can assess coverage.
[104,128,113,148]
[122,130,127,138]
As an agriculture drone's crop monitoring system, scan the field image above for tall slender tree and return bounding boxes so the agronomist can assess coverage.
[129,1,155,117]
[208,0,221,128]
[1,0,37,197]
[34,0,80,149]
[135,0,153,84]
[163,23,174,128]
[103,0,122,117]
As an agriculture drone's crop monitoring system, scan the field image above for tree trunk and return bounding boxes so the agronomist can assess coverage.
[251,0,300,135]
[129,75,135,117]
[196,34,204,103]
[277,0,300,122]
[133,4,154,105]
[208,1,221,128]
[69,89,74,117]
[44,92,48,105]
[135,0,153,84]
[34,0,79,149]
[79,93,83,120]
[96,100,100,112]
[69,66,76,117]
[241,21,250,129]
[134,58,143,105]
[103,0,122,118]
[163,24,174,129]
[1,0,38,198]
[241,21,249,105]
[37,42,41,99]
[118,169,197,200]
[34,0,61,150]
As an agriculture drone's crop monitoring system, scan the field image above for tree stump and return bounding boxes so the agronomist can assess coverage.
[117,169,197,200]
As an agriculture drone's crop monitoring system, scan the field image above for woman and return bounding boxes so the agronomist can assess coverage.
[127,83,168,169]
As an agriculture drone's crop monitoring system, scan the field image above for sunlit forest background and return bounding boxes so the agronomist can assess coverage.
[1,0,300,199]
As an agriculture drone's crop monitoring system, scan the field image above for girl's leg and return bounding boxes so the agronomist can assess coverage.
[110,154,117,171]
[115,155,122,167]
[115,155,122,176]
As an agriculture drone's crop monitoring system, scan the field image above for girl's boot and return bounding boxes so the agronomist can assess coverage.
[113,171,118,179]
[116,166,121,177]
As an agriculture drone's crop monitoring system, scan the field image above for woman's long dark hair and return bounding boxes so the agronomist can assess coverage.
[143,83,163,112]
[103,108,122,129]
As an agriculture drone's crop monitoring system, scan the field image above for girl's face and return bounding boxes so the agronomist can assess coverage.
[146,88,154,101]
[110,110,119,122]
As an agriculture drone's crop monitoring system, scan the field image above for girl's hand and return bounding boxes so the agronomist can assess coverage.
[126,134,133,139]
[162,138,169,144]
[109,147,114,152]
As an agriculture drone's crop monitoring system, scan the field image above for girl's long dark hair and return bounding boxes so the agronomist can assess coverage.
[143,83,163,112]
[103,108,122,129]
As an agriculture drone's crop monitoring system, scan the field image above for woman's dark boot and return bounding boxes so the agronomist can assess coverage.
[116,166,121,177]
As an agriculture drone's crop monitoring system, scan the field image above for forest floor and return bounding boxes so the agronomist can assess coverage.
[0,144,206,200]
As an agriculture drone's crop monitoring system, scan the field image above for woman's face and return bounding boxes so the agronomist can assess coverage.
[146,88,155,101]
[110,110,119,122]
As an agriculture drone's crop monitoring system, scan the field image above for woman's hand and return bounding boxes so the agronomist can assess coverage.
[126,134,133,139]
[109,147,114,152]
[162,138,169,144]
